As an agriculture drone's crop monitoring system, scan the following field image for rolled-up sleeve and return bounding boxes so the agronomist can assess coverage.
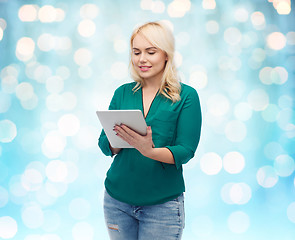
[166,89,202,170]
[98,88,120,157]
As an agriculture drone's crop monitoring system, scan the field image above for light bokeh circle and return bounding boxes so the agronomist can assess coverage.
[0,186,9,208]
[42,131,67,158]
[58,114,80,136]
[287,202,295,223]
[234,102,252,121]
[227,211,250,233]
[221,182,252,205]
[72,222,94,240]
[200,152,222,175]
[207,94,230,117]
[247,89,269,111]
[15,82,34,101]
[224,27,242,45]
[42,210,61,232]
[0,120,17,143]
[256,166,278,188]
[69,198,91,220]
[78,19,96,37]
[0,216,18,239]
[45,160,68,183]
[223,152,245,174]
[267,32,286,50]
[74,48,92,66]
[21,204,44,229]
[225,120,247,142]
[274,154,295,177]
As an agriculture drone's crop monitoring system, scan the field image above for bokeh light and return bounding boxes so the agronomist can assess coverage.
[251,11,266,30]
[202,0,216,10]
[42,131,67,158]
[287,202,295,224]
[227,211,250,233]
[221,182,252,205]
[21,204,44,229]
[167,0,191,18]
[223,152,245,174]
[1,1,294,239]
[267,32,287,50]
[274,154,295,177]
[69,198,91,220]
[206,20,219,34]
[58,114,80,136]
[0,186,9,207]
[0,216,18,239]
[18,5,38,22]
[224,27,242,45]
[16,37,35,61]
[234,102,253,121]
[234,7,249,22]
[78,19,96,38]
[200,152,222,175]
[0,28,3,41]
[0,120,17,143]
[72,222,94,240]
[225,120,247,142]
[80,4,99,19]
[257,166,279,188]
[74,48,93,66]
[247,89,269,111]
[42,210,61,232]
[45,160,68,182]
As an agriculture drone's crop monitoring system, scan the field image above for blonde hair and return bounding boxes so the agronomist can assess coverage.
[129,21,181,102]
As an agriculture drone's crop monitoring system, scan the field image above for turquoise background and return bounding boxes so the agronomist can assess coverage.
[0,0,294,239]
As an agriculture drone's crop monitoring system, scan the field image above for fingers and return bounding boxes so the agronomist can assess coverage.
[114,126,133,146]
[113,125,154,150]
[120,125,138,137]
[113,125,137,146]
[114,125,131,138]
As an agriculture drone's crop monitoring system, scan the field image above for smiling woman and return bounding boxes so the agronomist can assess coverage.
[131,36,167,84]
[130,22,181,103]
[98,21,202,240]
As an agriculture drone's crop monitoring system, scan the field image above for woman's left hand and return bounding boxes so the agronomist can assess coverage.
[114,124,155,157]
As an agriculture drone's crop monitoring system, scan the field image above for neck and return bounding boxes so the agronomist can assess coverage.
[142,75,163,90]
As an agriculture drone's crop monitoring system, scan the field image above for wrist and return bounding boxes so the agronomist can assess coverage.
[142,147,156,159]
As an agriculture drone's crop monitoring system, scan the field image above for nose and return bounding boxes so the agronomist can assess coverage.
[139,53,147,63]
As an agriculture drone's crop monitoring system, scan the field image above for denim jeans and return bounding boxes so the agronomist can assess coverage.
[104,190,185,240]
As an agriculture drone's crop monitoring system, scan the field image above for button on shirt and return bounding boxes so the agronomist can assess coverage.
[98,82,202,206]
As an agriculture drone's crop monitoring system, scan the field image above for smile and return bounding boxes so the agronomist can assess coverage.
[139,66,152,72]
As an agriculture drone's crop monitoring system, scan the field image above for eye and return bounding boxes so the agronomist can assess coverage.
[148,52,156,55]
[133,52,140,55]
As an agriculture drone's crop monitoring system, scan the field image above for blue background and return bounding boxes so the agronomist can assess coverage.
[0,0,295,239]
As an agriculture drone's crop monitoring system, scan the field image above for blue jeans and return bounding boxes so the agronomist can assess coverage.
[104,190,185,240]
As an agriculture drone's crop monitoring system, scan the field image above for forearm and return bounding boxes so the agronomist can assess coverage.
[143,147,175,164]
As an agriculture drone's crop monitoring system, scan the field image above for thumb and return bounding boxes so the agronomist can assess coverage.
[147,126,152,135]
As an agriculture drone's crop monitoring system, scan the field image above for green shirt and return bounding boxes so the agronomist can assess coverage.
[98,82,202,206]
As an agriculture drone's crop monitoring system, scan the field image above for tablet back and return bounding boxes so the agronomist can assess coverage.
[96,110,147,148]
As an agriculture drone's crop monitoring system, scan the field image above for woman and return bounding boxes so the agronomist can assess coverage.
[98,21,202,240]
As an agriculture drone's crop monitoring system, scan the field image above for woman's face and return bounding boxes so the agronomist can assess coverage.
[131,34,167,84]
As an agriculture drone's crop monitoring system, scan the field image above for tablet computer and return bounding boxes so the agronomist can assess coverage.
[96,110,147,148]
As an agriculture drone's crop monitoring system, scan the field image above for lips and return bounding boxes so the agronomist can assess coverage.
[139,66,152,72]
